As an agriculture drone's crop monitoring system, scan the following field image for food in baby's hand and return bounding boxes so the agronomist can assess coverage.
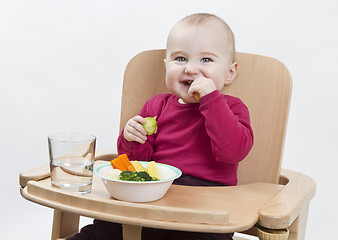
[193,92,200,100]
[147,161,161,180]
[142,116,157,135]
[119,170,159,181]
[106,169,122,180]
[110,154,136,172]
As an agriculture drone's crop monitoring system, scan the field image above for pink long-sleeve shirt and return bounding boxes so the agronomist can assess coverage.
[117,90,253,186]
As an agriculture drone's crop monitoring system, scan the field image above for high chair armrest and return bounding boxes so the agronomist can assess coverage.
[258,168,316,229]
[94,149,118,161]
[19,164,50,189]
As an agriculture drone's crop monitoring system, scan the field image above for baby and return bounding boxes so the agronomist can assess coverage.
[69,13,253,240]
[119,13,253,187]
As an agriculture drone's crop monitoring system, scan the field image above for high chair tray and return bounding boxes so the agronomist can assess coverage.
[20,161,283,233]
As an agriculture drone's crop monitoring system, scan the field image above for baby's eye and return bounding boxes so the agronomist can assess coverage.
[201,57,213,63]
[175,56,186,62]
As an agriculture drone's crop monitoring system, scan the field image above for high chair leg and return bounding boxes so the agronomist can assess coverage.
[287,203,310,240]
[51,209,80,240]
[122,224,142,240]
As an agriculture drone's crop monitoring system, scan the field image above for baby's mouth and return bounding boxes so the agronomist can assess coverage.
[182,80,193,87]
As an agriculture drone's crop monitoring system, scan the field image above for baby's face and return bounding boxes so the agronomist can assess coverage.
[165,20,235,103]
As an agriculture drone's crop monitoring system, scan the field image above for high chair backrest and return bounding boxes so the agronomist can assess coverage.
[119,49,292,185]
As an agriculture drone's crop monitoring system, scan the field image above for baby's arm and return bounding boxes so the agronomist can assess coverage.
[123,115,148,144]
[200,92,254,163]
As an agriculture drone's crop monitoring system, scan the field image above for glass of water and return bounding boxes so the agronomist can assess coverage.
[48,132,96,194]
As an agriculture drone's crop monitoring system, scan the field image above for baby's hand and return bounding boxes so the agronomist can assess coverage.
[188,77,217,99]
[123,115,148,144]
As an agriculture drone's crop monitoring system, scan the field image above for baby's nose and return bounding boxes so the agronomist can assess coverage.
[184,62,199,75]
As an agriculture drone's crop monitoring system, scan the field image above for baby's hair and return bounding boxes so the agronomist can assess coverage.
[178,13,236,62]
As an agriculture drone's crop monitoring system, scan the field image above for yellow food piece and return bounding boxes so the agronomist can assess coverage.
[130,160,147,172]
[147,161,161,180]
[193,92,200,100]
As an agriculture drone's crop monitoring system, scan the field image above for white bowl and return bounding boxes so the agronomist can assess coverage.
[94,161,182,202]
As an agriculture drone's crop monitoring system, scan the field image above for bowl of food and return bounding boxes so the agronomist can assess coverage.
[94,155,182,202]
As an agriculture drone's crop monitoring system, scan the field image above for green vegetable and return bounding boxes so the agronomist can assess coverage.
[142,116,157,135]
[119,170,160,182]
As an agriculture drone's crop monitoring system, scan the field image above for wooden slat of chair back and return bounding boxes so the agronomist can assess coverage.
[120,50,167,131]
[119,49,292,185]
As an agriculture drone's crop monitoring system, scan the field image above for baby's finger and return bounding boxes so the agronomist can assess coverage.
[124,127,147,143]
[129,123,147,138]
[188,85,198,96]
[133,115,147,124]
[130,121,147,136]
[125,133,146,144]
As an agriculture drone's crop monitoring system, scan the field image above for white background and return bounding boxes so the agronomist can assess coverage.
[1,0,337,239]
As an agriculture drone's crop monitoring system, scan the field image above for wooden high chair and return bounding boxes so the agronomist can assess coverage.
[19,50,316,240]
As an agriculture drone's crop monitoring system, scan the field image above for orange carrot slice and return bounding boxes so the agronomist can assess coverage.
[120,154,136,172]
[110,154,135,172]
[110,161,118,169]
[110,156,127,171]
[127,165,136,171]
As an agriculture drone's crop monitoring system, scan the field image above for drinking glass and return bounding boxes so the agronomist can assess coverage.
[48,132,96,194]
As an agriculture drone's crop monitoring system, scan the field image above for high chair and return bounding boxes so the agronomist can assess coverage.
[19,50,316,240]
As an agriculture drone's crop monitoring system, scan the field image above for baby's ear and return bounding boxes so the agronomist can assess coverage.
[225,62,238,85]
